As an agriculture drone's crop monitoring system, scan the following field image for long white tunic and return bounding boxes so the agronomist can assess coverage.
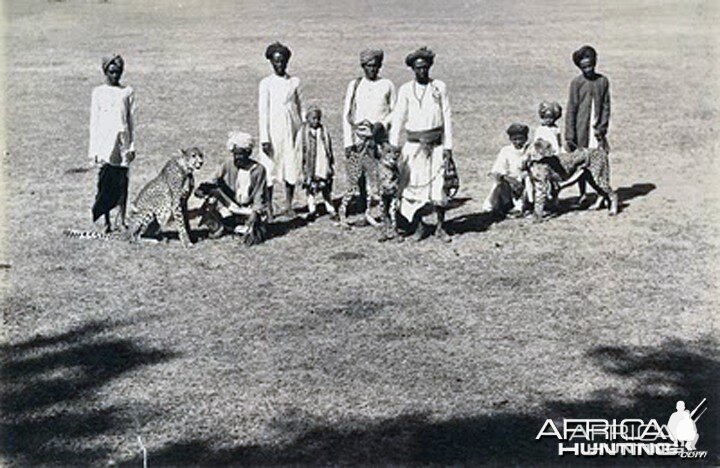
[342,77,396,148]
[390,79,453,219]
[258,74,303,186]
[88,84,135,166]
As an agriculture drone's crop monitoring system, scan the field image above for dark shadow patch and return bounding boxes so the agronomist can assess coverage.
[1,317,178,466]
[377,324,450,341]
[445,211,499,235]
[122,338,718,466]
[446,196,472,210]
[267,216,309,239]
[329,251,365,261]
[64,166,92,174]
[312,299,389,319]
[616,183,656,210]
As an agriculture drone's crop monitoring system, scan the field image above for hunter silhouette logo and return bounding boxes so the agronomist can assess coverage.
[536,399,708,458]
[667,399,706,451]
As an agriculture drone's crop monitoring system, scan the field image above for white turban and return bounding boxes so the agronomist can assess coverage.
[227,131,254,151]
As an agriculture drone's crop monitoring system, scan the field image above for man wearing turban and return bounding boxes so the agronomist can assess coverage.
[194,131,269,244]
[88,54,136,233]
[342,48,396,220]
[390,47,453,242]
[565,44,611,206]
[343,48,396,150]
[259,41,303,218]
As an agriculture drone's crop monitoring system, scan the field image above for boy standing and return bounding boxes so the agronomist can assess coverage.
[295,107,336,221]
[565,45,611,205]
[88,55,136,232]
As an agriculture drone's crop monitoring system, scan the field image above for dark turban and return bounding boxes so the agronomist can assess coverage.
[506,123,529,138]
[101,54,124,73]
[538,101,562,120]
[265,42,292,61]
[360,48,384,65]
[405,47,435,67]
[572,45,597,67]
[305,105,321,119]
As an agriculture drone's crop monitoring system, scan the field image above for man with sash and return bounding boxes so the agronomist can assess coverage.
[390,47,453,242]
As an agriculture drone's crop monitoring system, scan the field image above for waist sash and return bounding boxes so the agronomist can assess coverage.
[406,126,444,147]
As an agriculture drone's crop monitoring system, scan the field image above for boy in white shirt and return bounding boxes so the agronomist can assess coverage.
[482,123,532,217]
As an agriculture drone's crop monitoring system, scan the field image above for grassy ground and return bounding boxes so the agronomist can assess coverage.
[1,0,719,465]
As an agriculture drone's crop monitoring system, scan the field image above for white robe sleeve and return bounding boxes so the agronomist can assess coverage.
[293,79,303,123]
[258,78,270,144]
[123,88,136,156]
[88,88,100,162]
[342,80,355,149]
[389,85,408,147]
[440,82,453,150]
[490,149,507,176]
[382,80,397,128]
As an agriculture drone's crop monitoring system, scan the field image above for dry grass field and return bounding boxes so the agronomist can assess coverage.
[1,0,719,465]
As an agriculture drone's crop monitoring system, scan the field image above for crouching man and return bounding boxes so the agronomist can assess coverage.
[482,123,533,218]
[194,131,270,245]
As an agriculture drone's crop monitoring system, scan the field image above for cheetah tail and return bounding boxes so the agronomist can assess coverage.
[62,229,113,241]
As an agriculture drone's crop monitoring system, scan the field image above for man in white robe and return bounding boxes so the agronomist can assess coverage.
[258,42,302,218]
[88,54,136,232]
[390,47,453,242]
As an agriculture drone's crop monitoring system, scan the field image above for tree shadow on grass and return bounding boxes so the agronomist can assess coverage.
[1,318,178,466]
[124,338,718,466]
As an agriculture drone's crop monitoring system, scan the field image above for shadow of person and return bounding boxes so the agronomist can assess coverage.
[445,211,499,235]
[616,182,656,209]
[446,196,472,211]
[267,216,309,239]
[553,182,656,217]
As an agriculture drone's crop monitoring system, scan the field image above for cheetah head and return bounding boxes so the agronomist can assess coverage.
[532,138,554,159]
[178,147,205,172]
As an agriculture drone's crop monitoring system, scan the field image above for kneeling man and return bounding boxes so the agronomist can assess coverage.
[195,131,270,245]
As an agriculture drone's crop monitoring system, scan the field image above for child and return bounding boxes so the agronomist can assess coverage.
[532,101,563,206]
[88,54,136,232]
[482,123,532,217]
[565,45,611,205]
[533,101,563,155]
[294,107,336,221]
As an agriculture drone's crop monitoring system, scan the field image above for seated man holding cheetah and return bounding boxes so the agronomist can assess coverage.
[193,131,270,245]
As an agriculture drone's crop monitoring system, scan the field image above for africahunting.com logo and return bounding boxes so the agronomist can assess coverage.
[536,399,708,459]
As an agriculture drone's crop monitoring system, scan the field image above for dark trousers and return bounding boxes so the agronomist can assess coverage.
[92,164,129,222]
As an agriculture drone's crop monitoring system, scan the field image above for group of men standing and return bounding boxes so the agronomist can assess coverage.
[256,43,454,241]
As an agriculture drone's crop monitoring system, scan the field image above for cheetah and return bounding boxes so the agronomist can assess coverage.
[64,147,204,248]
